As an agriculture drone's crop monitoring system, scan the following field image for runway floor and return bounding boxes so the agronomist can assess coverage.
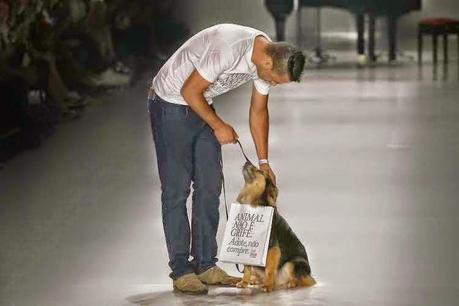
[1,61,459,306]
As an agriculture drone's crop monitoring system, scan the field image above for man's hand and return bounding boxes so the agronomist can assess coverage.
[214,123,239,145]
[259,163,276,186]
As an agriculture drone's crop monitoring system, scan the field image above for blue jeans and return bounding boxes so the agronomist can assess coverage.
[147,94,222,280]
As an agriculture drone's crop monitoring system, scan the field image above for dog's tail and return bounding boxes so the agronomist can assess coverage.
[299,274,317,287]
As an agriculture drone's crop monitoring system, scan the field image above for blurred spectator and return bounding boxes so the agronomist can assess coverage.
[109,0,154,60]
[50,0,131,88]
[1,0,190,164]
[150,0,189,60]
[6,0,84,117]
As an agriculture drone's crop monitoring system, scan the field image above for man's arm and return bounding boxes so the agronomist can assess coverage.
[249,84,269,161]
[250,84,277,185]
[181,68,238,144]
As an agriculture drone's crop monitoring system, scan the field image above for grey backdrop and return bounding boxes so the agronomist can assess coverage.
[173,0,459,56]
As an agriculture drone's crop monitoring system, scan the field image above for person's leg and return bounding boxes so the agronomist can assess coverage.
[189,105,223,274]
[47,60,70,106]
[148,97,196,280]
[85,0,117,65]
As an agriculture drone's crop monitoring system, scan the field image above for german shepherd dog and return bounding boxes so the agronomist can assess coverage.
[235,161,316,292]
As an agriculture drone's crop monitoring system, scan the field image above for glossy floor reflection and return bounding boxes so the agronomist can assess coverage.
[1,61,459,306]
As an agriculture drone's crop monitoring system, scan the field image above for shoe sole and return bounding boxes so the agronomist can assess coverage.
[203,282,235,287]
[173,285,208,295]
[199,276,242,287]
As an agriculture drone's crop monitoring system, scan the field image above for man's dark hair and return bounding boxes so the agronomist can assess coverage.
[265,42,305,82]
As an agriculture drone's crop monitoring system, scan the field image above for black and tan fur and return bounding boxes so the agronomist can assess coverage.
[235,161,316,292]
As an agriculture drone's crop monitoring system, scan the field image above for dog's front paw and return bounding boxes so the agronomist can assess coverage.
[236,281,248,288]
[222,276,242,286]
[261,284,274,292]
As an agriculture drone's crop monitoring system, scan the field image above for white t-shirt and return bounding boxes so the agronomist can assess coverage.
[151,23,273,105]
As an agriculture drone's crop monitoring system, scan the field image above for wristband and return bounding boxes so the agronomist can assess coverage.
[258,159,269,166]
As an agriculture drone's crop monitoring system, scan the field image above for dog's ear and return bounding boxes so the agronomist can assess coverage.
[265,177,278,206]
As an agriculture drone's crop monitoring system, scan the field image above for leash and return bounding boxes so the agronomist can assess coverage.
[220,139,253,274]
[221,140,254,220]
[236,139,254,166]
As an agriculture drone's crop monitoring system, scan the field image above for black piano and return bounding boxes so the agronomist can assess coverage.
[265,0,422,62]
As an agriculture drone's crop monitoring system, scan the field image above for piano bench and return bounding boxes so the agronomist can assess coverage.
[418,18,459,64]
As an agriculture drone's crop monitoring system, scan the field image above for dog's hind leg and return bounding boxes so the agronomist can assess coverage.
[279,262,298,289]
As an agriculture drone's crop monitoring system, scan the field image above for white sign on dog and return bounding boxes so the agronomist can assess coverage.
[219,203,274,267]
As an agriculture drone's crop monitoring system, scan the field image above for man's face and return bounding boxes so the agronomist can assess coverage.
[257,61,291,86]
[262,70,290,86]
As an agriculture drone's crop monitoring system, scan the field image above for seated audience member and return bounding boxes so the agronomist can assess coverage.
[108,0,154,60]
[8,0,83,118]
[1,0,53,155]
[52,0,130,87]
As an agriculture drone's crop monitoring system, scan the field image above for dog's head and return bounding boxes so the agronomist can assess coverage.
[236,161,278,207]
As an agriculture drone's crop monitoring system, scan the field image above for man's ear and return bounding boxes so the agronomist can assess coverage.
[266,178,278,206]
[262,56,274,70]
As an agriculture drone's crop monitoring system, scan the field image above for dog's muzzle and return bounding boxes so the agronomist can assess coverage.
[242,161,257,182]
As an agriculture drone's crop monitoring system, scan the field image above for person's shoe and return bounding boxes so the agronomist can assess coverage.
[196,265,242,286]
[172,273,208,295]
[59,108,81,121]
[88,68,130,87]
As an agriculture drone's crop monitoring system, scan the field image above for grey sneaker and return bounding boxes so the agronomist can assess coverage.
[172,273,208,295]
[197,266,242,286]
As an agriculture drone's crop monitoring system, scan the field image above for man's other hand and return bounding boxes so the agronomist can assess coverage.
[214,123,239,145]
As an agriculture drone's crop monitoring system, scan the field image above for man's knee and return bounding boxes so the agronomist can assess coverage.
[161,182,192,212]
[192,163,222,196]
